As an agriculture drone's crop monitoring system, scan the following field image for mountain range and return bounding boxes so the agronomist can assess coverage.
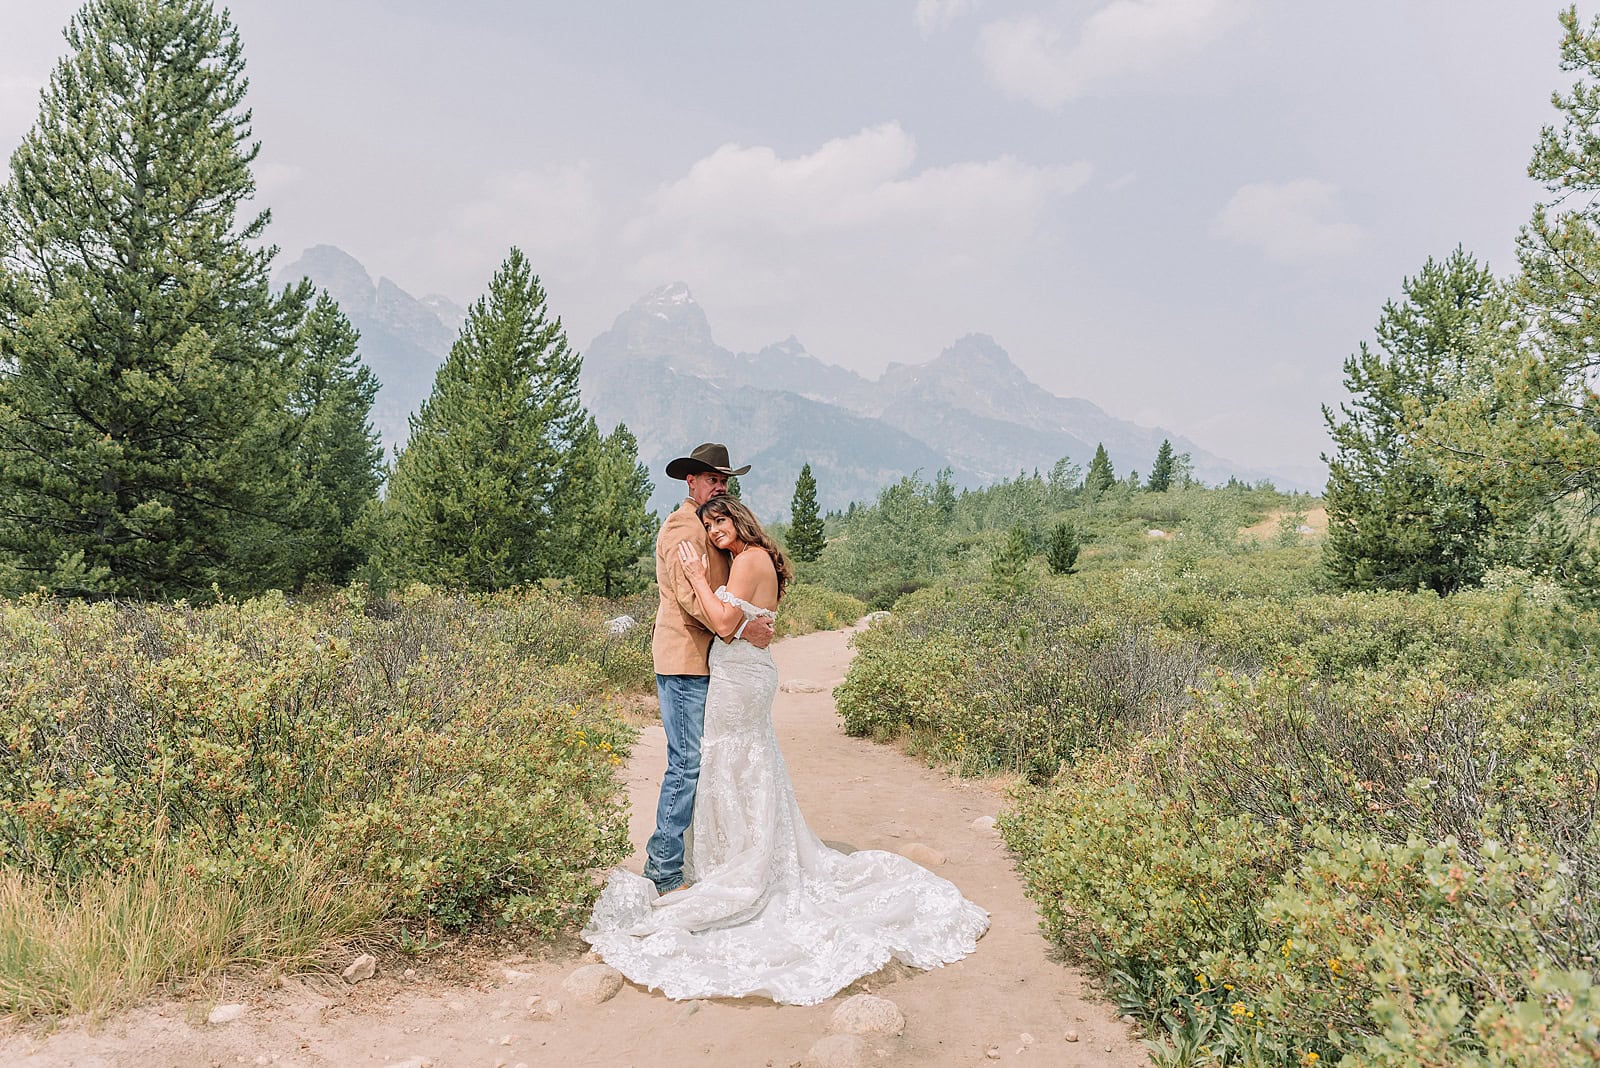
[275,247,1310,520]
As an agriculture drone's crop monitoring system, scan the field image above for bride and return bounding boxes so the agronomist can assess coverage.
[583,494,988,1006]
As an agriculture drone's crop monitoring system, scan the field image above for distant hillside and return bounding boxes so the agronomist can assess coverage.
[276,248,1311,517]
[581,284,1283,517]
[274,245,465,458]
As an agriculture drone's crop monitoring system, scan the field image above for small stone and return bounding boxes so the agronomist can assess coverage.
[605,614,637,635]
[207,1003,245,1025]
[341,954,377,984]
[971,815,998,832]
[1104,1047,1113,1054]
[779,678,827,693]
[863,611,892,626]
[986,1048,1001,1061]
[802,1034,867,1068]
[899,843,945,867]
[1064,1030,1079,1043]
[502,967,535,985]
[562,963,624,1005]
[827,994,905,1037]
[1019,1032,1034,1046]
[1120,1014,1137,1025]
[499,1034,514,1046]
[403,968,417,979]
[528,996,563,1020]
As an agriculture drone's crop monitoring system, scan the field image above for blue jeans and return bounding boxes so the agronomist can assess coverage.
[642,673,708,892]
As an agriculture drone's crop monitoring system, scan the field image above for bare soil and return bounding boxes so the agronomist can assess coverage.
[0,624,1147,1068]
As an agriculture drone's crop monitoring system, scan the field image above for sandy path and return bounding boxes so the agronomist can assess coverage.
[1,625,1146,1068]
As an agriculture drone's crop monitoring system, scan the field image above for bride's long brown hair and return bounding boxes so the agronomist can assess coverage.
[696,495,794,601]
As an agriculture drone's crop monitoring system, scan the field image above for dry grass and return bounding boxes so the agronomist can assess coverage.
[0,842,387,1022]
[1238,505,1328,543]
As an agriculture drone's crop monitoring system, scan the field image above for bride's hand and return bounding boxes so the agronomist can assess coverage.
[677,540,708,580]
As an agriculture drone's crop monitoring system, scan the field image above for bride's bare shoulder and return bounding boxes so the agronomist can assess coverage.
[731,547,778,576]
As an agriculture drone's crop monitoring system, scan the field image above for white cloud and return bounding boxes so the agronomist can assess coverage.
[1210,179,1364,262]
[631,122,1086,244]
[977,0,1250,107]
[622,122,1089,354]
[915,0,980,36]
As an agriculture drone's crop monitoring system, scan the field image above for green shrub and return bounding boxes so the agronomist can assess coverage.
[846,542,1600,1064]
[774,583,867,638]
[0,585,637,933]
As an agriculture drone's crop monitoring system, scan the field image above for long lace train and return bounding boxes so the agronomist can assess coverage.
[583,589,988,1006]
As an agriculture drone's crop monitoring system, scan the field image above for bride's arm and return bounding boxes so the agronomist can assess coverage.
[675,542,746,638]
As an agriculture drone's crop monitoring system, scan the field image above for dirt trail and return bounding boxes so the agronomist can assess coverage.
[2,624,1147,1068]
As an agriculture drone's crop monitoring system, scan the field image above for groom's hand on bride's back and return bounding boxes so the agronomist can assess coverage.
[744,615,775,649]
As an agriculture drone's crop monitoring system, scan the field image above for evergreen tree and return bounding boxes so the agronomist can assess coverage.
[383,248,584,590]
[1045,519,1081,575]
[0,0,303,597]
[1411,9,1600,567]
[565,419,656,597]
[727,475,742,499]
[787,462,825,562]
[1322,248,1502,594]
[278,293,383,587]
[1085,443,1116,495]
[989,523,1034,596]
[1148,440,1176,492]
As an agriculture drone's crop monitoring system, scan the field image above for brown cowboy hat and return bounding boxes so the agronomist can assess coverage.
[666,442,752,480]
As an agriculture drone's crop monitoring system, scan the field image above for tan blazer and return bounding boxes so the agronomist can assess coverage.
[652,499,731,676]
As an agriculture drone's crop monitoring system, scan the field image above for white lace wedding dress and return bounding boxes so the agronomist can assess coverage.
[583,587,989,1006]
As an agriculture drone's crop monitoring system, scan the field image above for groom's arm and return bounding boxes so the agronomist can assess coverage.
[740,615,774,649]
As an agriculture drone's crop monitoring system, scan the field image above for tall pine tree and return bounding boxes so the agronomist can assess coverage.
[1147,440,1176,492]
[787,462,825,562]
[564,418,657,597]
[277,293,383,587]
[1322,248,1502,593]
[1413,9,1600,548]
[0,0,304,597]
[1084,443,1116,496]
[383,248,585,590]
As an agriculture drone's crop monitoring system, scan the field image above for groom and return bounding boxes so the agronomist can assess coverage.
[644,442,776,894]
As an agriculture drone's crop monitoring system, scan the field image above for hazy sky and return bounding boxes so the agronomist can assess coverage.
[0,1,1569,482]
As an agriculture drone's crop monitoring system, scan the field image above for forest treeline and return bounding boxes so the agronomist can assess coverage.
[0,0,656,602]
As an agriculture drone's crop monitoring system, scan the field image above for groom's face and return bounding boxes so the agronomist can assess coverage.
[686,470,729,506]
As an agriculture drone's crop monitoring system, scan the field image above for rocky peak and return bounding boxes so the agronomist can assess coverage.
[758,335,808,359]
[879,333,1042,421]
[375,276,456,351]
[275,244,375,315]
[604,282,716,357]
